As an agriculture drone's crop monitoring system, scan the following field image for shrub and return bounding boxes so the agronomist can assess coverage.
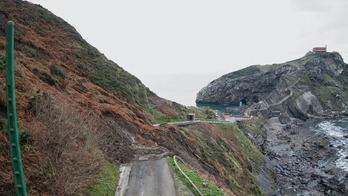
[19,130,32,144]
[32,67,39,74]
[39,72,56,85]
[204,108,216,119]
[22,46,36,58]
[27,90,52,115]
[32,68,56,85]
[0,53,5,70]
[0,119,7,134]
[75,52,82,59]
[50,64,66,79]
[32,95,101,195]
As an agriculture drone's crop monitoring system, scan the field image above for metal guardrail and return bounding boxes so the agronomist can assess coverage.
[5,21,27,196]
[168,120,201,126]
[173,155,203,196]
[154,117,256,127]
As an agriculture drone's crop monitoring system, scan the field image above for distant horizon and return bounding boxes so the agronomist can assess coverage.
[29,0,348,106]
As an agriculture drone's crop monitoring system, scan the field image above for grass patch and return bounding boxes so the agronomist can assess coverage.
[303,72,348,111]
[282,74,299,85]
[257,63,281,72]
[221,65,261,80]
[181,123,265,195]
[88,160,119,196]
[238,121,266,138]
[151,108,185,124]
[153,117,187,125]
[167,157,224,196]
[187,106,216,120]
[217,123,265,170]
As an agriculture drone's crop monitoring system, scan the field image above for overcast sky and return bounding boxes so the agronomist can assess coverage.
[28,0,348,106]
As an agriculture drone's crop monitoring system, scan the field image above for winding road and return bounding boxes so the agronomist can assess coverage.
[116,158,177,196]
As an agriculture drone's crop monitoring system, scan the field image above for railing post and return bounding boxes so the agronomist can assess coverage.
[6,21,27,196]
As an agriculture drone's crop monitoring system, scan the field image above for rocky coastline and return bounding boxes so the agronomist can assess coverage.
[195,52,348,195]
[258,116,348,196]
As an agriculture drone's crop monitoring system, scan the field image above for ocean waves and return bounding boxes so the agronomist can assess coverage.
[315,119,348,171]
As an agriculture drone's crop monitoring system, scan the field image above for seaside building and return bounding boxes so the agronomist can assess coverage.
[313,46,327,52]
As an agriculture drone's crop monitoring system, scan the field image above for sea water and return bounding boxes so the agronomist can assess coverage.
[314,119,348,171]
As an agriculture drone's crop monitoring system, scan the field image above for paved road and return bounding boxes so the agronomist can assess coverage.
[155,120,237,127]
[124,158,176,196]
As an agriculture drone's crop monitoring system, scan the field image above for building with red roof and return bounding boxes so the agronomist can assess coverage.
[313,46,327,52]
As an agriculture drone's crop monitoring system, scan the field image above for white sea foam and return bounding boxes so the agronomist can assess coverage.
[316,120,348,171]
[317,121,345,137]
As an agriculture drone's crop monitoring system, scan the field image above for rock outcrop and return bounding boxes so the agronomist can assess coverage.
[295,91,323,115]
[196,52,348,119]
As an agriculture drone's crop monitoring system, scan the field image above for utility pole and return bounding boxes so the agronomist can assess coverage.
[6,21,28,196]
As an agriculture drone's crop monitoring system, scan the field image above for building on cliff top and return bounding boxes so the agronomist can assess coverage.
[313,45,327,52]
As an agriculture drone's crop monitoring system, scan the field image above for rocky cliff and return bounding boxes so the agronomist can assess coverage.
[196,52,348,119]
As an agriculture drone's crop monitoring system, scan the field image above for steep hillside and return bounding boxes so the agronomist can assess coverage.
[0,0,201,122]
[196,52,348,119]
[0,1,265,195]
[0,0,157,194]
[0,0,152,110]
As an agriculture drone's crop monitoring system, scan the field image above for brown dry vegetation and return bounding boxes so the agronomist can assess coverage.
[0,0,162,194]
[28,94,102,195]
[0,1,264,195]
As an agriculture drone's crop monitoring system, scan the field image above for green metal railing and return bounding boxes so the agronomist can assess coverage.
[5,21,28,196]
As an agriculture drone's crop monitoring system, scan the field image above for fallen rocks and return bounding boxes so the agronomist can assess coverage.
[279,112,291,124]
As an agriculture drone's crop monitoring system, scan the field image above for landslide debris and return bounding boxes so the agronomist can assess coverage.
[0,1,257,196]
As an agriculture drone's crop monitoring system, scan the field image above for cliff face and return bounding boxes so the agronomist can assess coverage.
[196,52,348,119]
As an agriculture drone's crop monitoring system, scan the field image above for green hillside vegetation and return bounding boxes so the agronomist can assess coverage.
[298,65,348,110]
[221,65,261,80]
[88,160,119,195]
[167,157,225,196]
[179,123,265,196]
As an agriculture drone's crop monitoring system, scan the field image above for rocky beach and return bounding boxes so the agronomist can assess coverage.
[260,117,348,196]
